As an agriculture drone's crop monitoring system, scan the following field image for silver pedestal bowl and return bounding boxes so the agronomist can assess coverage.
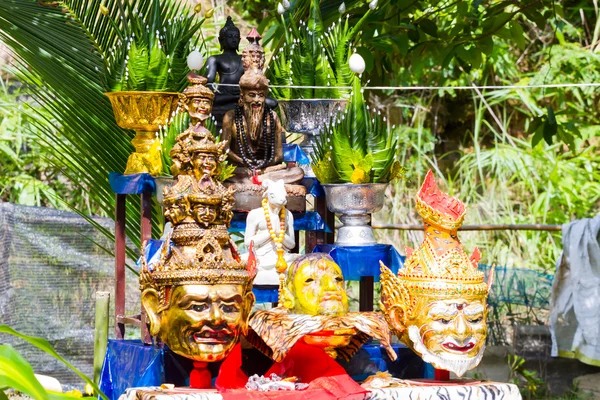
[278,99,347,176]
[323,183,388,246]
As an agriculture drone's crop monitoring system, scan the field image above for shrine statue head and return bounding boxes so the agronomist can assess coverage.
[219,16,241,52]
[380,171,492,377]
[140,234,256,363]
[262,179,287,207]
[241,28,265,72]
[281,253,349,317]
[188,130,226,179]
[179,74,215,125]
[239,70,268,106]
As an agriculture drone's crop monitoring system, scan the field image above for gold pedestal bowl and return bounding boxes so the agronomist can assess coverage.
[105,91,179,176]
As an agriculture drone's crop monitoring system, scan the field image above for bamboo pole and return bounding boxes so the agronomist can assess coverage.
[94,292,110,385]
[368,224,563,231]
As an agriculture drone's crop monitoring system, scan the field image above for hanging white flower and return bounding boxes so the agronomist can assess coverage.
[369,0,378,10]
[187,50,204,71]
[283,0,291,10]
[349,53,366,74]
[338,2,346,13]
[277,2,285,14]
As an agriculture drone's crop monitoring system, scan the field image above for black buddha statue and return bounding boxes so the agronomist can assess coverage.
[206,17,276,130]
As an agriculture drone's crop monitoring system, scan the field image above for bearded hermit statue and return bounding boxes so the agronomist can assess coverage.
[221,28,304,188]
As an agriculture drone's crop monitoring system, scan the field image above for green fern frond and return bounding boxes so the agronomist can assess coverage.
[311,75,402,184]
[127,40,149,90]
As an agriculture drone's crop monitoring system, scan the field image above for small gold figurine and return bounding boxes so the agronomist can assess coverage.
[247,253,396,362]
[380,170,493,377]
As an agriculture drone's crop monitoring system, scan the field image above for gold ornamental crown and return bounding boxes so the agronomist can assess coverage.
[140,232,255,295]
[180,73,215,101]
[414,171,466,232]
[381,170,491,307]
[188,130,227,156]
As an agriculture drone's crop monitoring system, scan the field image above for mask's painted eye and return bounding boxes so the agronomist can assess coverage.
[469,317,483,324]
[335,276,343,282]
[222,304,238,313]
[305,278,315,283]
[191,304,208,312]
[438,318,450,324]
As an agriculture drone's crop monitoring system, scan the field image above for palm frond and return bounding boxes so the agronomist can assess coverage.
[0,0,203,261]
[311,75,401,184]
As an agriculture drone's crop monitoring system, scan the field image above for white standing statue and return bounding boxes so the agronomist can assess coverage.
[244,179,298,285]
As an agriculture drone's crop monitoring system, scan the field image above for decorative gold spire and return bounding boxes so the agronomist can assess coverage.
[187,130,226,156]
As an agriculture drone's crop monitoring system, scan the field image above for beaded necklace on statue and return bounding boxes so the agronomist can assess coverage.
[262,197,288,300]
[234,105,275,170]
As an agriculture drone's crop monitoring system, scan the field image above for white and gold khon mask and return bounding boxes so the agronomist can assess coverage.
[380,170,493,377]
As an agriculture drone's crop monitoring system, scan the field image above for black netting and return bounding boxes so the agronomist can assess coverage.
[0,202,139,388]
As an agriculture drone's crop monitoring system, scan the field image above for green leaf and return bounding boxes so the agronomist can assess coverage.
[0,345,47,400]
[408,27,420,42]
[531,125,544,148]
[419,19,438,38]
[543,106,558,145]
[392,34,409,56]
[456,45,474,63]
[127,41,149,91]
[482,12,513,35]
[478,36,494,55]
[523,9,546,30]
[146,41,169,91]
[510,21,526,50]
[0,325,108,400]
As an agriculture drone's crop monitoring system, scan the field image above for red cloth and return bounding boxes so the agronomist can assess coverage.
[190,362,212,389]
[215,343,249,390]
[217,342,367,400]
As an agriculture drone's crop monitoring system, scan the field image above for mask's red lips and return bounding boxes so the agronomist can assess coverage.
[192,327,233,344]
[442,342,475,352]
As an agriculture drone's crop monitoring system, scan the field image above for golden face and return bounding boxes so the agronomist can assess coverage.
[192,152,218,177]
[192,204,217,227]
[187,97,213,122]
[396,296,488,376]
[242,90,265,109]
[164,199,190,225]
[143,284,254,362]
[285,255,348,316]
[412,298,487,358]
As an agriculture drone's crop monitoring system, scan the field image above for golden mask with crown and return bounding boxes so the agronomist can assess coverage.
[380,170,493,377]
[140,73,255,364]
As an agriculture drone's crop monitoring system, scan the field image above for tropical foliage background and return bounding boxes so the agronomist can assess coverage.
[1,0,600,395]
[1,0,597,267]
